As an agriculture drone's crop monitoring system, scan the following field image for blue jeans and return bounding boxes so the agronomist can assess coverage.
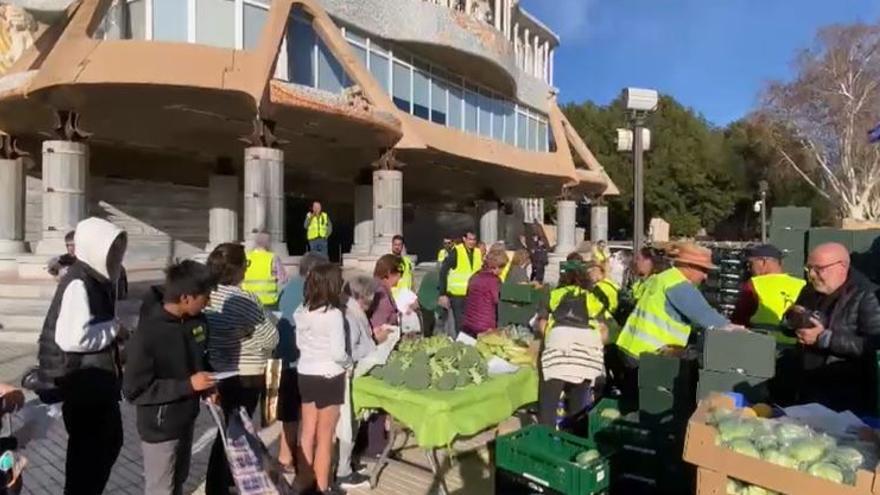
[309,238,328,256]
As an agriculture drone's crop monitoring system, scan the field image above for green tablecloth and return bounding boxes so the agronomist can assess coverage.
[353,368,539,448]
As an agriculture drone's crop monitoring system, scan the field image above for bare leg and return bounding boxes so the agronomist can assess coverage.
[298,402,318,483]
[278,421,298,468]
[314,405,341,491]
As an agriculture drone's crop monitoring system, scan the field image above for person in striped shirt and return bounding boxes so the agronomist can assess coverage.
[203,243,279,495]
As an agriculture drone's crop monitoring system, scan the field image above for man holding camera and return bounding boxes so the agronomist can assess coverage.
[785,242,880,414]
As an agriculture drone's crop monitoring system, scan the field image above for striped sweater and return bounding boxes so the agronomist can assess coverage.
[541,326,605,385]
[204,284,279,376]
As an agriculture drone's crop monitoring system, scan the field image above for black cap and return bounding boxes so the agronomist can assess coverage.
[746,244,784,260]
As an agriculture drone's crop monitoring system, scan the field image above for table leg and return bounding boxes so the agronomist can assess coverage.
[369,419,401,489]
[425,448,449,495]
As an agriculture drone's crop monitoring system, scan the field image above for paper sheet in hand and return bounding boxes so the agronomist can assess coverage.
[212,371,240,381]
[783,403,867,438]
[394,289,418,313]
[354,328,401,378]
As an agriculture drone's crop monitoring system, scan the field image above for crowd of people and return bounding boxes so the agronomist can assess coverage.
[2,210,880,495]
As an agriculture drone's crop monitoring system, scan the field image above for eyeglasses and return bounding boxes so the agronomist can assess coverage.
[804,260,843,275]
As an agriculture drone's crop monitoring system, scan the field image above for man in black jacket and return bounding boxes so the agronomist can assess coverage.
[787,242,880,414]
[124,260,216,495]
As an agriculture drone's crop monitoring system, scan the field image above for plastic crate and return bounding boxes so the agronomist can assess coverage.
[494,425,611,495]
[588,398,655,448]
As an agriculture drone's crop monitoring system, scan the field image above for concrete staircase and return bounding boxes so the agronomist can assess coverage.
[0,262,166,340]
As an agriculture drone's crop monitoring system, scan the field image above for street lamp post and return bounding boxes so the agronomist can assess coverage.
[759,180,769,243]
[623,88,658,251]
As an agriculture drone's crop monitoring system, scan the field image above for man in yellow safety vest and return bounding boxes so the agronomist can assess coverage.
[614,243,739,397]
[437,237,454,263]
[732,244,806,331]
[391,234,414,294]
[242,232,288,308]
[304,200,332,256]
[438,230,482,334]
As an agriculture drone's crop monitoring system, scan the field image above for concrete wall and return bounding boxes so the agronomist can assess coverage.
[26,176,210,262]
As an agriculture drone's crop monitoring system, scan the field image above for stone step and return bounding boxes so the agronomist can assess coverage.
[0,297,51,314]
[0,329,40,344]
[0,280,57,299]
[0,314,44,331]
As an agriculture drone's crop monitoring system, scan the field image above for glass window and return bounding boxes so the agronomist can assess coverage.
[127,0,146,40]
[392,61,411,113]
[370,52,390,94]
[349,41,367,67]
[464,89,479,133]
[430,75,447,125]
[528,117,538,151]
[196,0,235,48]
[243,2,268,49]
[153,0,187,42]
[478,90,492,138]
[503,102,516,145]
[517,112,528,148]
[289,16,315,86]
[492,97,504,141]
[538,121,548,152]
[448,85,463,129]
[345,26,367,46]
[413,69,430,120]
[317,37,348,93]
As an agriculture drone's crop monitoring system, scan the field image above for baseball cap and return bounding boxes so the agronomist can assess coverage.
[746,244,785,260]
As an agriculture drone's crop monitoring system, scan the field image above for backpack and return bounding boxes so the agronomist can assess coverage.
[551,290,591,329]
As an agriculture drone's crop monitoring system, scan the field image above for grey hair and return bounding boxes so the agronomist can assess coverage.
[299,251,328,277]
[345,275,380,306]
[255,231,271,249]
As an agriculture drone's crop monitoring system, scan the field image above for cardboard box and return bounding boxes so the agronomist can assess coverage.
[683,395,880,495]
[696,467,727,495]
[703,330,776,378]
[696,370,769,404]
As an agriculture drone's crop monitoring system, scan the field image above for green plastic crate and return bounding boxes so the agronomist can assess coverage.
[501,283,539,304]
[697,370,770,403]
[637,353,697,392]
[495,425,611,495]
[589,399,655,448]
[498,302,538,327]
[703,330,776,378]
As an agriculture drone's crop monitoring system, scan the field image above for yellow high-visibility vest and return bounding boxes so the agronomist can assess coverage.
[437,249,448,263]
[393,256,414,297]
[544,285,604,337]
[750,273,806,328]
[242,249,278,306]
[631,276,651,301]
[446,244,482,296]
[616,267,693,360]
[500,260,512,282]
[306,212,329,240]
[594,279,620,317]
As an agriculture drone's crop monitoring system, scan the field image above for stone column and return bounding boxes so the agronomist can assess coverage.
[243,147,286,254]
[370,169,402,255]
[0,158,26,254]
[591,205,609,243]
[478,200,499,245]
[554,200,577,255]
[207,174,239,251]
[549,48,555,86]
[351,184,373,255]
[35,141,88,255]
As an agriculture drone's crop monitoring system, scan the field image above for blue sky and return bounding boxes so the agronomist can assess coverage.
[521,0,880,126]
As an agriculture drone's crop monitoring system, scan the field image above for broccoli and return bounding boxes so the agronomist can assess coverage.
[435,372,458,391]
[410,350,430,367]
[458,348,481,370]
[455,370,472,388]
[382,361,406,387]
[467,363,489,385]
[403,364,431,390]
[371,365,387,380]
[434,346,458,361]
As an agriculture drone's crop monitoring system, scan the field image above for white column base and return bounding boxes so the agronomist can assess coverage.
[0,240,27,254]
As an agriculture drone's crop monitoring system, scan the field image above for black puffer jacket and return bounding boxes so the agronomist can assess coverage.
[793,270,880,413]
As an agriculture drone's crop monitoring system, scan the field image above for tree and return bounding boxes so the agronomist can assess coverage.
[761,22,880,221]
[564,96,742,237]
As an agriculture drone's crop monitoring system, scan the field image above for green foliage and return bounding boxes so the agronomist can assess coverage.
[563,95,832,238]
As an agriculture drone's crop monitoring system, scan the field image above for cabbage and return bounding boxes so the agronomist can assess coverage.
[761,449,799,469]
[774,422,812,444]
[726,479,743,494]
[574,449,600,466]
[599,408,621,420]
[807,462,845,484]
[718,418,757,443]
[708,408,736,427]
[728,439,761,459]
[785,438,827,464]
[827,446,866,471]
[743,485,777,495]
[752,434,778,452]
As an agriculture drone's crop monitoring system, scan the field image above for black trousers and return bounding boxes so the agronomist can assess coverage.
[538,379,591,427]
[205,375,265,495]
[450,296,467,335]
[62,400,123,495]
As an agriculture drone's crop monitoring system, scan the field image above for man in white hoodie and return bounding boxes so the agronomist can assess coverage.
[36,217,128,495]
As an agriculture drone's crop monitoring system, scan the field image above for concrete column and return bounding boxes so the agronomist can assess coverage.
[493,0,502,29]
[0,158,26,253]
[207,174,239,251]
[543,41,550,81]
[554,200,577,255]
[478,200,499,245]
[351,184,373,255]
[549,48,555,86]
[533,35,541,77]
[244,147,286,254]
[523,28,530,72]
[591,205,609,243]
[35,141,88,255]
[371,169,403,255]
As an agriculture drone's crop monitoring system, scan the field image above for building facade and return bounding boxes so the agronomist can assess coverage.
[0,0,615,274]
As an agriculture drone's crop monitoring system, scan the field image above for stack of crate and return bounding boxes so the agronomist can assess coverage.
[497,283,547,327]
[769,206,811,277]
[590,353,699,494]
[697,330,776,404]
[701,246,749,318]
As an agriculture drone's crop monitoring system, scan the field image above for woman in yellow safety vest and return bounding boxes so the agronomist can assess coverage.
[630,247,658,302]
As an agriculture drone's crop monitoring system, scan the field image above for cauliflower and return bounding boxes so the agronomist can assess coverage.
[807,462,845,484]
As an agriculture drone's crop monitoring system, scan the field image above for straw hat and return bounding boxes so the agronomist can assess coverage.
[669,242,717,271]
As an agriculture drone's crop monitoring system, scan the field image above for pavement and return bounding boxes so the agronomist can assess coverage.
[0,340,498,495]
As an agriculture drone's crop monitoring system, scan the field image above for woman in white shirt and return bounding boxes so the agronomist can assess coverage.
[294,263,348,495]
